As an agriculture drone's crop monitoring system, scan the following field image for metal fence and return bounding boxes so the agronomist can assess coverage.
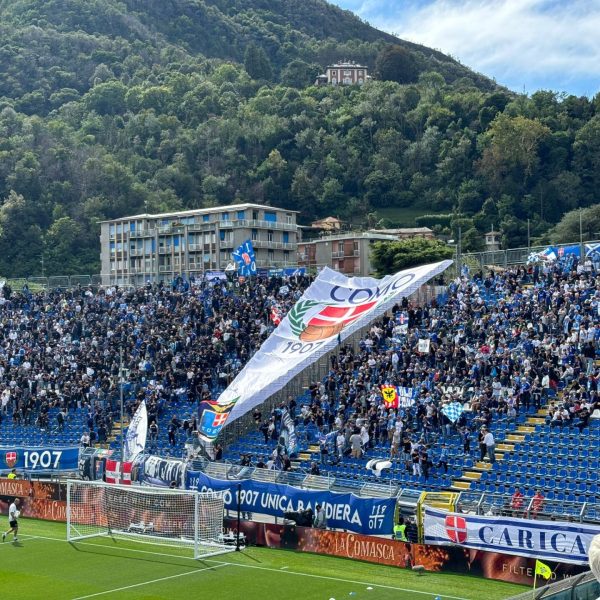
[463,239,600,269]
[508,571,600,600]
[456,491,600,524]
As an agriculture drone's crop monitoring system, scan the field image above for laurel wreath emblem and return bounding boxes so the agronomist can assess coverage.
[288,299,319,337]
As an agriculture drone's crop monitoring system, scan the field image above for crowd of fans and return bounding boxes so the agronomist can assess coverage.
[240,257,600,486]
[0,274,312,449]
[2,253,600,498]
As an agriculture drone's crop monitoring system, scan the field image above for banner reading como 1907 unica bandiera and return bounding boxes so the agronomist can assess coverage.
[198,260,453,441]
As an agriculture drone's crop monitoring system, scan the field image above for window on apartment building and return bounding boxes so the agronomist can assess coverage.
[203,215,210,222]
[264,211,277,223]
[268,249,275,263]
[251,229,258,241]
[237,210,245,220]
[285,213,293,224]
[110,261,115,272]
[283,232,289,244]
[221,212,230,221]
[116,223,123,234]
[252,210,259,220]
[130,222,136,233]
[284,250,289,263]
[267,230,274,242]
[173,236,180,248]
[219,231,225,241]
[109,224,115,237]
[110,242,115,254]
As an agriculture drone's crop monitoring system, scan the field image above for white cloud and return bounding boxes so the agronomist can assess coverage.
[339,0,600,95]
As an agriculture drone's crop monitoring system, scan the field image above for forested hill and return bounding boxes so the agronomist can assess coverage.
[0,0,598,277]
[0,0,496,106]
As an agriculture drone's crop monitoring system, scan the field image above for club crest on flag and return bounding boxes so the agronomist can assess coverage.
[289,299,378,342]
[232,240,256,276]
[5,451,17,468]
[445,515,468,544]
[380,385,398,409]
[198,399,238,439]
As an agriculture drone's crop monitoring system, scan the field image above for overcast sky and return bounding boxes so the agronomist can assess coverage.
[330,0,600,97]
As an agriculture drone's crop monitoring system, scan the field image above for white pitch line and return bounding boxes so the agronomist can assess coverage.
[70,563,227,600]
[29,533,473,600]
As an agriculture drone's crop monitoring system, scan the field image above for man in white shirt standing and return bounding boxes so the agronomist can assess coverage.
[483,428,496,464]
[3,497,21,542]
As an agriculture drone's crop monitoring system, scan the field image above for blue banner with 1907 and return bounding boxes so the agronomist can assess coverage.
[186,470,396,535]
[0,446,79,472]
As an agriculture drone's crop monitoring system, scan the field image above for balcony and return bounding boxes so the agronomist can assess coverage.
[129,249,144,257]
[332,249,359,258]
[128,229,155,238]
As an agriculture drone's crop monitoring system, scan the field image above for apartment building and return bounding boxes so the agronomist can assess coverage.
[298,232,396,277]
[100,203,298,285]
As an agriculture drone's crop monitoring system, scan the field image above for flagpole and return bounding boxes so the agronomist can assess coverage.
[120,347,125,483]
[532,570,537,600]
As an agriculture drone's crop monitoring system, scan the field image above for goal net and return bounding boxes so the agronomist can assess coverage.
[66,480,235,559]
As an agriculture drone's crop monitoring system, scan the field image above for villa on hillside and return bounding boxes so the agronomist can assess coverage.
[314,61,370,86]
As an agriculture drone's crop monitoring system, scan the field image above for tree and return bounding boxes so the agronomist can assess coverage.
[280,60,320,88]
[550,205,600,244]
[371,237,454,276]
[244,43,273,81]
[375,45,419,84]
[0,191,44,277]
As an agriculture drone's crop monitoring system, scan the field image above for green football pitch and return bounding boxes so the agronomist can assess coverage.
[0,519,527,600]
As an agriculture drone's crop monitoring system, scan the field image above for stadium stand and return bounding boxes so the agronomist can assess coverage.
[222,257,600,508]
[1,254,599,522]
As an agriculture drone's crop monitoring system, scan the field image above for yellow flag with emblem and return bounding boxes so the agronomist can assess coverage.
[535,560,552,580]
[380,385,398,409]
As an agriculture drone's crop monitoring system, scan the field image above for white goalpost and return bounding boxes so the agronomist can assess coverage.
[66,480,236,559]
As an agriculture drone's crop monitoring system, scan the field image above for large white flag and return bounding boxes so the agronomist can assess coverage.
[124,400,148,462]
[198,260,452,440]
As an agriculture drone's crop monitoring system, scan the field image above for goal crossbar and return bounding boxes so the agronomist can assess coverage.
[66,480,235,559]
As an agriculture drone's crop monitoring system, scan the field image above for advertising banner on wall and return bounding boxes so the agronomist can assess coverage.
[187,470,396,536]
[224,519,588,586]
[424,506,600,565]
[0,446,79,473]
[198,260,452,440]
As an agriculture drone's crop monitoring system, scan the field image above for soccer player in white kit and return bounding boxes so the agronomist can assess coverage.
[3,498,21,542]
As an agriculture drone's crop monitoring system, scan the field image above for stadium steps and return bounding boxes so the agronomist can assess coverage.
[473,461,493,471]
[450,480,471,490]
[462,471,483,481]
[496,443,515,452]
[525,417,546,426]
[516,425,534,433]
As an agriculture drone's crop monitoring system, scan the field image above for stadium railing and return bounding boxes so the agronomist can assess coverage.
[507,571,600,599]
[456,491,596,523]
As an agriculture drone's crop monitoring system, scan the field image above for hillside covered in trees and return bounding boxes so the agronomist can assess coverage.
[0,0,598,276]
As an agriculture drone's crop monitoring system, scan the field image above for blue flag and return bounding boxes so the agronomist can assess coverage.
[232,240,256,276]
